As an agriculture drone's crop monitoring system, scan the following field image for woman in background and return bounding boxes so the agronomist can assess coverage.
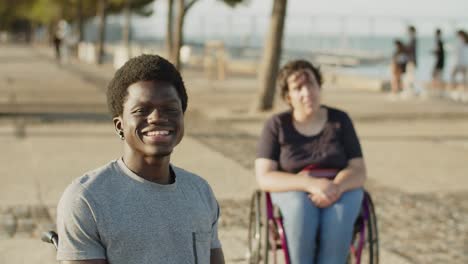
[255,60,367,264]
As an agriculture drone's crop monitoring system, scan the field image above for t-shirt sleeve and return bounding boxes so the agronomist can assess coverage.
[341,112,363,160]
[210,202,222,249]
[200,181,222,249]
[56,183,106,261]
[257,116,281,161]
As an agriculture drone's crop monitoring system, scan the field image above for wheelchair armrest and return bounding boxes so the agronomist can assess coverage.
[41,230,59,249]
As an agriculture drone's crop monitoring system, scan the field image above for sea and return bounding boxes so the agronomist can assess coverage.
[68,14,468,83]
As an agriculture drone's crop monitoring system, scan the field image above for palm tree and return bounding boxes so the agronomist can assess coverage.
[165,0,174,58]
[122,0,132,56]
[253,0,287,111]
[96,0,108,65]
[167,0,245,70]
[170,0,198,69]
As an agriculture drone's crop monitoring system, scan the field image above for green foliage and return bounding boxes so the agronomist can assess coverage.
[27,0,62,24]
[0,0,35,29]
[0,0,155,29]
[220,0,245,8]
[108,0,155,17]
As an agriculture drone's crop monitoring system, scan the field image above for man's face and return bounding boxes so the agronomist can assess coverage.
[114,80,184,159]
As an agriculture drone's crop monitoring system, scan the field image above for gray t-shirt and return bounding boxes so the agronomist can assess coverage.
[56,159,221,263]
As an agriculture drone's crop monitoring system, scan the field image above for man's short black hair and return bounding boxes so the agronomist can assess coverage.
[106,54,188,118]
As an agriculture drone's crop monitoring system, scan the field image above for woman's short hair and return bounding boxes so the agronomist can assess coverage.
[106,54,188,118]
[277,60,323,100]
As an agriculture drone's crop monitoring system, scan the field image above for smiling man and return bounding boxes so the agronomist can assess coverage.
[56,55,225,264]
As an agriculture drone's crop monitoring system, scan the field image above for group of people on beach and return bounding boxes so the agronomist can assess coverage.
[391,25,468,101]
[54,52,367,263]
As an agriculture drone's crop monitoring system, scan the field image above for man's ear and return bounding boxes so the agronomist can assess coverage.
[113,116,123,133]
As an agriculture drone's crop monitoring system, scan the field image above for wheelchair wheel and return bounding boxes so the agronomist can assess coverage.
[348,191,379,264]
[247,190,269,264]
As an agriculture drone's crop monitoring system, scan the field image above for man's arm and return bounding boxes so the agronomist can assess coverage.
[56,184,107,262]
[61,260,107,264]
[210,248,225,264]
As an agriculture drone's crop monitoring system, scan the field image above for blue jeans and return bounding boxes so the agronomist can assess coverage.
[271,188,363,264]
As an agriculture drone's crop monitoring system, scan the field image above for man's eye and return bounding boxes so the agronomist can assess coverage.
[161,107,180,113]
[134,109,147,114]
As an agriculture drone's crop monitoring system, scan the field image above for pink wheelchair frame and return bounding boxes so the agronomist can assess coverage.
[247,188,379,264]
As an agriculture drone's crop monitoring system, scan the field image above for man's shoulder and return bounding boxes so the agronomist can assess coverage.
[172,166,219,215]
[173,166,209,187]
[58,160,120,216]
[172,166,217,200]
[67,160,119,194]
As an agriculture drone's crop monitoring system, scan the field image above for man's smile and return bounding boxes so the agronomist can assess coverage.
[141,127,175,143]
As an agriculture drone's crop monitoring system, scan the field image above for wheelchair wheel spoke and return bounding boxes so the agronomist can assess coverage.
[347,191,379,264]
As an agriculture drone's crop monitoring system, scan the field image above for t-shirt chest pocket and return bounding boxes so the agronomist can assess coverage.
[184,196,212,264]
[192,230,211,264]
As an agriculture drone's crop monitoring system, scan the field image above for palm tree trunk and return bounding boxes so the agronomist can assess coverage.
[252,0,287,111]
[77,0,84,42]
[26,21,33,44]
[122,0,132,54]
[172,0,185,70]
[96,0,108,65]
[165,0,174,58]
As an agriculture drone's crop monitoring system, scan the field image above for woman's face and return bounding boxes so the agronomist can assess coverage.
[285,69,321,116]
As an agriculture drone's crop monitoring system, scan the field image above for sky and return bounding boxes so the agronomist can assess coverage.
[172,0,468,18]
[131,0,468,37]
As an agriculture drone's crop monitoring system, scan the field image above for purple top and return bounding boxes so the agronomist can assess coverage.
[257,106,363,173]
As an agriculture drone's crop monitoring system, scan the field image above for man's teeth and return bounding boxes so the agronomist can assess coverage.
[146,130,170,136]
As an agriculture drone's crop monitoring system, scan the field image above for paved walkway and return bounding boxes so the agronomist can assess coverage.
[1,44,467,263]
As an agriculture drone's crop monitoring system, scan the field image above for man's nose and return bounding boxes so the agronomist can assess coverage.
[147,109,167,123]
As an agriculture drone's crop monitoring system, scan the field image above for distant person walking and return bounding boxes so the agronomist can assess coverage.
[390,39,408,98]
[52,22,63,62]
[450,30,468,100]
[403,25,422,97]
[57,20,71,64]
[406,26,417,68]
[431,28,445,90]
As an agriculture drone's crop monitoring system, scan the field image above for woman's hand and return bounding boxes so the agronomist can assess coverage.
[309,193,334,208]
[303,177,342,208]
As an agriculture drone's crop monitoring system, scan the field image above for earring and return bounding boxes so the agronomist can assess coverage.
[117,130,125,140]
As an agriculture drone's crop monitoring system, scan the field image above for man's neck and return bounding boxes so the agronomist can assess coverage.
[122,154,172,185]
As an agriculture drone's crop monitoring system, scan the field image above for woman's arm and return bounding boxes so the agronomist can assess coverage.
[308,158,366,208]
[333,157,367,195]
[256,158,342,208]
[255,158,311,192]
